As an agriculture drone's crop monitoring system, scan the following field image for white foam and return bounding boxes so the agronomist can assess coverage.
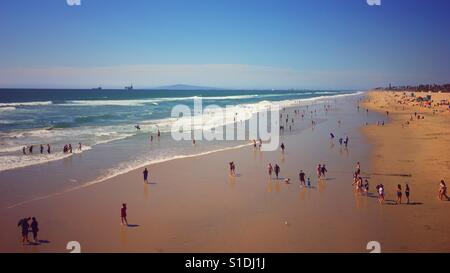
[59,93,307,107]
[0,101,52,107]
[0,106,16,112]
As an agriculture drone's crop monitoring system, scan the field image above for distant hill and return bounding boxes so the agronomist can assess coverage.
[154,84,223,90]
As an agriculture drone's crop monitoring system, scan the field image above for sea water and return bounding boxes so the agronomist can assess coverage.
[0,89,361,207]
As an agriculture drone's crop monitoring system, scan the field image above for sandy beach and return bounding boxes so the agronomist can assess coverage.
[1,92,450,253]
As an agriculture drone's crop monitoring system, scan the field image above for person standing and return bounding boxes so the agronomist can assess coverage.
[396,184,402,204]
[280,143,285,153]
[40,144,44,154]
[121,204,128,226]
[439,180,449,201]
[377,185,385,205]
[274,164,280,180]
[299,170,306,187]
[47,144,51,154]
[267,163,273,178]
[30,217,39,243]
[321,164,327,178]
[405,184,410,204]
[17,217,30,244]
[143,168,149,184]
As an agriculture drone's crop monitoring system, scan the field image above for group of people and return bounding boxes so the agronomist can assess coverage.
[149,129,161,142]
[330,132,349,147]
[267,163,281,180]
[374,183,410,205]
[22,144,51,155]
[63,143,82,153]
[17,217,39,244]
[316,164,328,179]
[21,143,83,155]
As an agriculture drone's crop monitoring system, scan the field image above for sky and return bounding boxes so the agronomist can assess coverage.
[0,0,449,89]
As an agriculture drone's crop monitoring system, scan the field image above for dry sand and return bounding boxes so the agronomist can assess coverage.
[1,92,449,253]
[360,91,450,252]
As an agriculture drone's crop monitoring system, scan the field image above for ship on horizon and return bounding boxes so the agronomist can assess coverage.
[125,84,133,90]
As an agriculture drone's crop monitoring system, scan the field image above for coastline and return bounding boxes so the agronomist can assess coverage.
[0,91,363,209]
[2,91,449,252]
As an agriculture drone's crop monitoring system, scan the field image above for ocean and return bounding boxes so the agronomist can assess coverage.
[0,89,361,207]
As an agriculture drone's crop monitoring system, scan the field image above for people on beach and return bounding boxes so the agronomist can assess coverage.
[253,139,257,149]
[396,184,403,204]
[330,133,334,139]
[274,164,280,180]
[143,168,149,183]
[47,144,51,154]
[30,217,39,243]
[68,144,72,153]
[78,142,82,151]
[307,177,311,188]
[376,184,385,204]
[17,217,30,244]
[355,162,361,175]
[299,170,306,187]
[320,164,327,178]
[364,179,369,194]
[438,180,449,201]
[229,162,236,176]
[121,203,128,226]
[28,145,33,154]
[40,144,44,154]
[280,143,285,153]
[317,164,322,179]
[22,146,26,155]
[267,163,273,178]
[405,184,410,204]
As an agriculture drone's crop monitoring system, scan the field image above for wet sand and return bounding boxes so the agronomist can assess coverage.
[1,92,449,253]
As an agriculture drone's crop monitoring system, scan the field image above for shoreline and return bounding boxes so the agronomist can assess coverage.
[1,93,382,252]
[3,91,449,252]
[0,91,364,209]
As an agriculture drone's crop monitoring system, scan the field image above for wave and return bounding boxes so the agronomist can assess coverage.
[0,106,16,112]
[58,92,333,107]
[0,146,92,172]
[0,91,363,172]
[0,101,52,107]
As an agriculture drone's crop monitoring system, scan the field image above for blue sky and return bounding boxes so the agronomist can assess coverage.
[0,0,449,89]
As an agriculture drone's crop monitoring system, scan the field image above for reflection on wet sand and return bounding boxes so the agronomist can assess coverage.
[228,175,236,191]
[120,225,127,248]
[143,183,149,200]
